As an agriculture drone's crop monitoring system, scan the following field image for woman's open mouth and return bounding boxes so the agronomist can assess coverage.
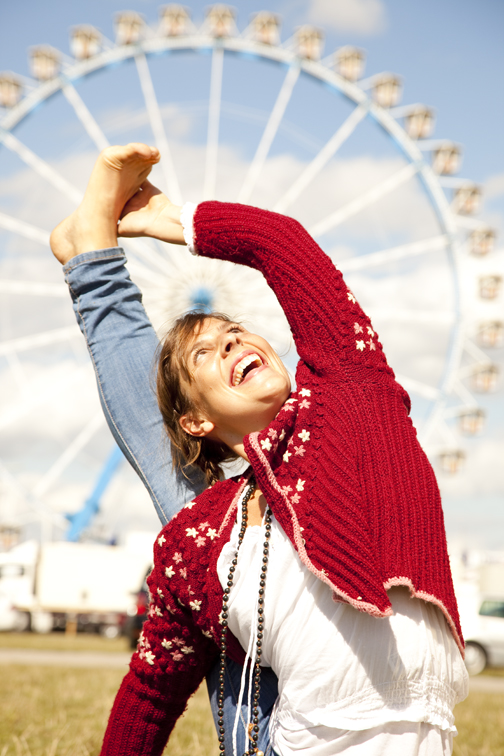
[231,352,264,386]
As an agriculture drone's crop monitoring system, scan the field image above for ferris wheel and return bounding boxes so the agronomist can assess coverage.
[0,5,501,541]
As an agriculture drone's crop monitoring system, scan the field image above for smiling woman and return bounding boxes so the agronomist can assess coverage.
[157,310,291,483]
[48,143,469,755]
[157,311,289,485]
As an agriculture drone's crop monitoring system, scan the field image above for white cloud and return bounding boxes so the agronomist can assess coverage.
[306,0,387,36]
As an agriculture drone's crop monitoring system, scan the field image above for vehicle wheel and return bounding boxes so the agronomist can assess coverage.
[464,641,487,675]
[30,611,53,634]
[13,611,30,632]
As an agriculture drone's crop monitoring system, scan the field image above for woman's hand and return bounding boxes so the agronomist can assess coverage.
[118,180,185,245]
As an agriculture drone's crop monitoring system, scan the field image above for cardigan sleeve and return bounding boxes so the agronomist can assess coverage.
[100,554,217,755]
[192,201,394,380]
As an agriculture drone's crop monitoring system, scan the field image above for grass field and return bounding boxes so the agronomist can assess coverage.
[0,633,503,755]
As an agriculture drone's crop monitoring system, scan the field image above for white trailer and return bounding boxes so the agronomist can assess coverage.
[0,539,153,635]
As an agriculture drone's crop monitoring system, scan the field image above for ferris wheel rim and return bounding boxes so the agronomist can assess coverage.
[0,21,483,475]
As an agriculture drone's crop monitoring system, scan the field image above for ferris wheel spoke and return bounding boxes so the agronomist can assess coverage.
[238,64,300,204]
[369,308,455,325]
[0,326,79,357]
[0,280,68,297]
[309,161,419,238]
[135,53,182,204]
[394,373,441,401]
[274,102,368,214]
[0,364,89,432]
[339,234,449,272]
[0,210,50,246]
[32,412,104,499]
[61,82,110,152]
[0,131,83,205]
[452,379,477,406]
[203,46,224,200]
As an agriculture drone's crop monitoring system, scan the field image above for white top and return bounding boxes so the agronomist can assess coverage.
[217,508,468,756]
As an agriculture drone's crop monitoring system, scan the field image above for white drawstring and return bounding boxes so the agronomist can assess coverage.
[231,511,269,756]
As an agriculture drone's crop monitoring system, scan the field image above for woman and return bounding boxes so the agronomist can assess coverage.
[51,145,468,756]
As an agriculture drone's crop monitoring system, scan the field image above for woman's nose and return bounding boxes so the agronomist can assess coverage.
[222,332,241,354]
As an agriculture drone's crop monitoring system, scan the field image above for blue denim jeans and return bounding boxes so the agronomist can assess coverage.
[64,248,279,752]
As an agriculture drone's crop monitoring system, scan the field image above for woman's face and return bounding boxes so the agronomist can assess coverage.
[180,317,291,443]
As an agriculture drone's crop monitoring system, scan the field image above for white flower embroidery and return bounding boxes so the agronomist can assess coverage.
[173,552,183,564]
[347,292,356,303]
[356,340,365,351]
[184,501,196,509]
[157,534,166,547]
[186,527,198,538]
[144,650,155,665]
[299,399,310,410]
[207,528,218,541]
[165,565,175,578]
[261,438,272,452]
[298,429,310,442]
[285,398,297,404]
[190,600,202,612]
[157,588,164,598]
[294,445,306,457]
[202,629,213,639]
[162,638,173,650]
[354,323,363,334]
[268,429,278,440]
[367,340,376,351]
[196,536,206,548]
[296,479,305,492]
[172,650,184,661]
[279,429,286,441]
[283,450,292,463]
[282,485,292,494]
[299,388,311,397]
[181,645,194,654]
[367,326,374,337]
[291,493,301,504]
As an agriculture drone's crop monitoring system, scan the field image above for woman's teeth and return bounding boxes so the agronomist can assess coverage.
[232,354,263,385]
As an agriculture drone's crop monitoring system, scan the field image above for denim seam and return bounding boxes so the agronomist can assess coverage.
[70,282,168,526]
[64,252,125,274]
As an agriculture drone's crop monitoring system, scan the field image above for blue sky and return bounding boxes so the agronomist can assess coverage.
[0,0,502,549]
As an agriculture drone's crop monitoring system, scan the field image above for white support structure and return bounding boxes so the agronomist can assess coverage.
[135,53,182,204]
[0,131,83,205]
[0,326,79,357]
[369,308,455,325]
[309,161,419,238]
[0,280,68,297]
[0,211,50,246]
[0,364,89,432]
[394,374,441,401]
[32,412,104,499]
[274,102,368,214]
[238,64,300,204]
[62,81,110,152]
[339,234,449,272]
[203,46,224,200]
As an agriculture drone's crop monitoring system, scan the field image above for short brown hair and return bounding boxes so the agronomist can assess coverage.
[157,311,240,486]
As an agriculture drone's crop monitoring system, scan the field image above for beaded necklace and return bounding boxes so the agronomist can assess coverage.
[218,477,272,756]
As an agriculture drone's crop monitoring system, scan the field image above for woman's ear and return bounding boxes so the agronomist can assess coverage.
[179,413,215,438]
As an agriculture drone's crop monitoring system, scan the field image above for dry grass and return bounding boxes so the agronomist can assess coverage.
[0,631,129,654]
[0,664,218,755]
[0,633,502,755]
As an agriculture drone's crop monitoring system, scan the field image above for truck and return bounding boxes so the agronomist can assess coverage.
[0,539,153,636]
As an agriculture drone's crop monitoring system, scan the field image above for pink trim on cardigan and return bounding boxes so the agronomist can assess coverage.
[249,432,390,619]
[384,576,465,657]
[217,473,253,538]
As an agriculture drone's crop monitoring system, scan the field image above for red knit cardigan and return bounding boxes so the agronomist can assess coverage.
[100,202,463,755]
